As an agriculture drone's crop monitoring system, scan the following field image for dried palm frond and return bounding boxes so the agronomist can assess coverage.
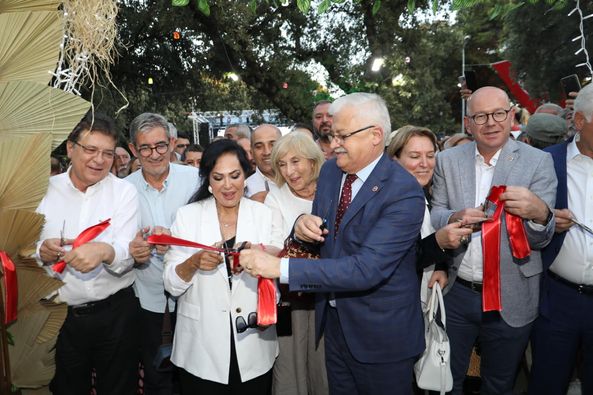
[0,11,62,84]
[8,308,57,388]
[35,300,66,344]
[0,0,60,13]
[14,257,63,313]
[0,209,44,256]
[0,81,90,150]
[0,133,52,211]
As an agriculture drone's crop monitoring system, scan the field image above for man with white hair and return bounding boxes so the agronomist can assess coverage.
[240,93,425,395]
[529,83,593,394]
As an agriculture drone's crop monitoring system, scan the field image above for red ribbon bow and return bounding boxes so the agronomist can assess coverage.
[52,219,112,273]
[0,251,17,324]
[482,186,531,312]
[147,234,277,326]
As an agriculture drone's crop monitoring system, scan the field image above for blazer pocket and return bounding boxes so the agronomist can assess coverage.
[178,301,201,320]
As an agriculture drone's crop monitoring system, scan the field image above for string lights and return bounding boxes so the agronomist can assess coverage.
[569,0,593,76]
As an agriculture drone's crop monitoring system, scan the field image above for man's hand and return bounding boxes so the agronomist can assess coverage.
[239,249,281,279]
[294,214,328,243]
[554,209,574,233]
[435,221,474,249]
[39,238,67,264]
[64,242,114,273]
[129,227,152,265]
[460,88,472,100]
[152,226,171,255]
[500,186,550,224]
[448,207,486,230]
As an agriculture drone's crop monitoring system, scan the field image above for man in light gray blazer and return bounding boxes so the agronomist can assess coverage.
[431,86,557,395]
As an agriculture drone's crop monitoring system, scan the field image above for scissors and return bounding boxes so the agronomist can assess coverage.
[60,220,66,247]
[570,215,593,236]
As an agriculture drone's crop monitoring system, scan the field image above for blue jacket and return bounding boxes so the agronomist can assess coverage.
[289,153,425,364]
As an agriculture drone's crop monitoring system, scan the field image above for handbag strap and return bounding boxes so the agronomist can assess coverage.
[162,293,173,345]
[428,283,447,329]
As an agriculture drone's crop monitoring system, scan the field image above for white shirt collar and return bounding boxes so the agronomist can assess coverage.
[567,133,582,161]
[353,154,382,183]
[474,146,502,167]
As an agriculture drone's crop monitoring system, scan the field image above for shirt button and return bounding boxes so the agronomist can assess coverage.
[236,307,242,313]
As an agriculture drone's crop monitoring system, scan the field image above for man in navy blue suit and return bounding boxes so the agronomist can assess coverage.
[528,83,593,394]
[241,92,425,395]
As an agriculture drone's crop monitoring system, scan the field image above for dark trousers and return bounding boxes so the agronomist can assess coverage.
[445,281,532,395]
[178,326,272,395]
[139,307,175,395]
[50,286,140,395]
[529,276,593,395]
[324,306,415,395]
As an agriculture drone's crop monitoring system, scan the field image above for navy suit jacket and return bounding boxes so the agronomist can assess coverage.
[289,153,425,364]
[540,138,572,316]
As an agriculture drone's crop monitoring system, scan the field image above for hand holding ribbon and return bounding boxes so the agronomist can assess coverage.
[147,234,277,326]
[52,219,111,273]
[482,186,530,312]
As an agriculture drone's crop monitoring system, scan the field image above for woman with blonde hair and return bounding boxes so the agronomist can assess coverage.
[265,131,329,395]
[387,126,472,304]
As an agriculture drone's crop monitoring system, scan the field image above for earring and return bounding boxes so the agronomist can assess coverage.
[208,185,213,194]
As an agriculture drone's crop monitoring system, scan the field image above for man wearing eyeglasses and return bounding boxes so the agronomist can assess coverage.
[124,113,200,394]
[36,112,141,394]
[431,86,557,394]
[240,93,426,395]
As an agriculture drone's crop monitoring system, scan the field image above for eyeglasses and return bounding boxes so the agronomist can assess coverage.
[468,109,511,125]
[72,141,115,160]
[136,142,169,158]
[328,125,374,144]
[176,144,189,149]
[236,312,257,333]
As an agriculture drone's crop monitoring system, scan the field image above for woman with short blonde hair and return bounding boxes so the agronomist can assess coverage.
[266,131,328,395]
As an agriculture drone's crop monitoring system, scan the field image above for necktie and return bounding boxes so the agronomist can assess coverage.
[334,174,357,234]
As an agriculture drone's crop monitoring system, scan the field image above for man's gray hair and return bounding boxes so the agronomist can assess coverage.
[168,122,178,139]
[129,113,171,144]
[228,123,252,139]
[329,93,391,145]
[574,83,593,122]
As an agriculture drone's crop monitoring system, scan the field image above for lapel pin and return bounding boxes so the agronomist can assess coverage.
[372,186,379,192]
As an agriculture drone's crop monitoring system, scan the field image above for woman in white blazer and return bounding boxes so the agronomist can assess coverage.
[163,140,278,394]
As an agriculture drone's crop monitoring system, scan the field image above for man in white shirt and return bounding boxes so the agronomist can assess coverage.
[126,113,201,395]
[529,83,593,394]
[431,86,557,395]
[36,112,140,395]
[245,124,281,198]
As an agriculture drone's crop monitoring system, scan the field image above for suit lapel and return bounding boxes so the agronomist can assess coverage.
[491,139,519,187]
[337,155,387,234]
[458,142,477,209]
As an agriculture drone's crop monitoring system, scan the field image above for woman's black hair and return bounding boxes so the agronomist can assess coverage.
[188,139,252,204]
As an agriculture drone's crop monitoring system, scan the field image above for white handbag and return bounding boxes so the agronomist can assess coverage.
[414,282,453,394]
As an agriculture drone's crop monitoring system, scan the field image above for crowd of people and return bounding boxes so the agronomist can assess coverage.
[34,84,593,395]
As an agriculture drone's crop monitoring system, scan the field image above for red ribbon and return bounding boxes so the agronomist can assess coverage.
[52,219,111,273]
[147,234,277,326]
[481,186,531,312]
[0,251,17,324]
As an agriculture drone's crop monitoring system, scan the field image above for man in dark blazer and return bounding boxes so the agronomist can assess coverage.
[528,84,593,394]
[241,92,426,395]
[431,87,557,395]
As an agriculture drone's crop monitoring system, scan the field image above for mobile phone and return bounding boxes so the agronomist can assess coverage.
[464,70,479,91]
[458,75,466,87]
[561,74,581,96]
